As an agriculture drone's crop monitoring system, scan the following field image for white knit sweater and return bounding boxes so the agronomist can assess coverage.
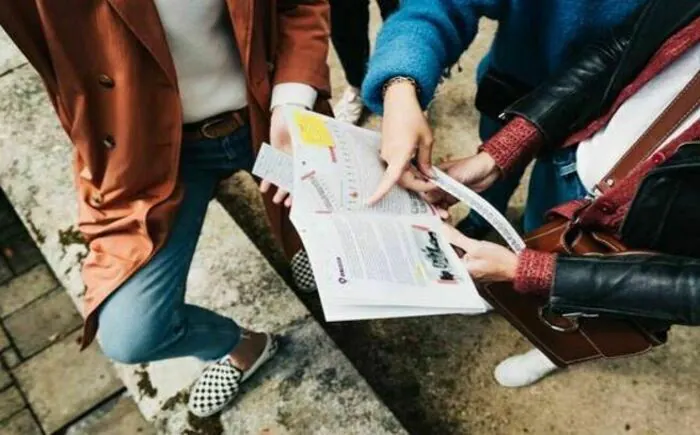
[154,0,316,123]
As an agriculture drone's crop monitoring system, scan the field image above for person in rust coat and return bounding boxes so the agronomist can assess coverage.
[0,0,330,416]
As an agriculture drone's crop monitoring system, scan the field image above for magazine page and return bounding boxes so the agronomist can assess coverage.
[285,108,434,217]
[254,108,492,321]
[292,212,488,312]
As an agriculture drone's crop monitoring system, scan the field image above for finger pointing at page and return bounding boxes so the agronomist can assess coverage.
[369,79,435,204]
[367,158,407,205]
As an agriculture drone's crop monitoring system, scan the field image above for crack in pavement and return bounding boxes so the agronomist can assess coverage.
[0,62,29,79]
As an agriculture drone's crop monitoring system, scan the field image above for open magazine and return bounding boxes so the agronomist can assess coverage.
[254,109,496,321]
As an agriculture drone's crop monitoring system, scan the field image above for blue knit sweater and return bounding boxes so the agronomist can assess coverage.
[362,0,648,115]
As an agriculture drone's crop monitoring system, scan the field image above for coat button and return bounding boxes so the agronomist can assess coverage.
[98,74,115,88]
[597,200,615,214]
[103,135,115,149]
[651,152,665,165]
[89,192,103,208]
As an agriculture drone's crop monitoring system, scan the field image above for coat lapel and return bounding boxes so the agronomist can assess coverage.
[226,0,253,77]
[227,0,271,109]
[106,0,178,87]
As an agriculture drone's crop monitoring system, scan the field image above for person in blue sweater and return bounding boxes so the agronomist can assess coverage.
[361,0,648,233]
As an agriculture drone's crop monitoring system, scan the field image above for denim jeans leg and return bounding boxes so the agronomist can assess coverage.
[96,127,254,364]
[523,147,589,232]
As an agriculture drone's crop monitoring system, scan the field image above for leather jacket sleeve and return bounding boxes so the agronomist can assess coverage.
[502,5,644,146]
[548,254,700,325]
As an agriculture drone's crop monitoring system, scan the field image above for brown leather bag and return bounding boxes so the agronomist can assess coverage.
[478,70,700,367]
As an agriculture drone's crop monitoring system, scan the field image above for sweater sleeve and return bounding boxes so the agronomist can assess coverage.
[361,0,507,114]
[513,249,557,296]
[480,116,544,173]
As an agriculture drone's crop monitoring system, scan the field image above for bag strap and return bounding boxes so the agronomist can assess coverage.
[595,70,700,195]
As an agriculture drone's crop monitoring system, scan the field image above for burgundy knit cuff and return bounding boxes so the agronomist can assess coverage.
[513,249,556,296]
[481,117,543,173]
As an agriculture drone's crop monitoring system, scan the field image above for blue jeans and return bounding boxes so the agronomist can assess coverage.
[522,147,589,232]
[97,126,254,364]
[459,117,588,235]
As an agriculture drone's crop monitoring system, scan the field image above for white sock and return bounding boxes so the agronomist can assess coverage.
[494,347,560,387]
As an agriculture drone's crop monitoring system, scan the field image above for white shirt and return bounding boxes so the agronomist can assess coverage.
[576,43,700,193]
[154,0,317,123]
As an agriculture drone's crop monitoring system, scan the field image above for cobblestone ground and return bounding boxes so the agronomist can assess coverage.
[0,190,154,435]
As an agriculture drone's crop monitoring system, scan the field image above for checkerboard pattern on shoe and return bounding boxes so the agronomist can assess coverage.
[188,356,243,417]
[291,249,317,293]
[188,334,279,417]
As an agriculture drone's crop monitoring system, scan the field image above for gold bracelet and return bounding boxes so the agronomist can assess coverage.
[382,76,419,99]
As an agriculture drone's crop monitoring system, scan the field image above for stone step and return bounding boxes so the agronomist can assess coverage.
[0,29,405,434]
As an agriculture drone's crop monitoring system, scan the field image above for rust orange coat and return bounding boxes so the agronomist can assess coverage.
[0,0,331,347]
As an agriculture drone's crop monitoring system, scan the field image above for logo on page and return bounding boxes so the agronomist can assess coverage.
[335,256,348,284]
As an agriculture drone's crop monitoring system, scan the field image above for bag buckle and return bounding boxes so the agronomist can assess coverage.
[537,306,599,333]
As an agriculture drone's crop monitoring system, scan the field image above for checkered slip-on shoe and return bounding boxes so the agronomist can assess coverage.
[291,249,318,293]
[188,333,279,418]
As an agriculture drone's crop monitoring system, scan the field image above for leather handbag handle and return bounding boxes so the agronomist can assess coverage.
[595,70,700,195]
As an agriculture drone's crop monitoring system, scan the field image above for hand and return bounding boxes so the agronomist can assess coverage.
[261,105,293,208]
[443,223,517,282]
[368,81,434,205]
[424,152,500,208]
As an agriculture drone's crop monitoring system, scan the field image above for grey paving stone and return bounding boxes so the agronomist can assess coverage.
[0,387,24,423]
[4,289,82,358]
[0,367,10,391]
[0,328,8,352]
[65,393,154,435]
[0,409,41,435]
[13,330,123,434]
[0,264,58,317]
[0,348,20,369]
[1,233,43,275]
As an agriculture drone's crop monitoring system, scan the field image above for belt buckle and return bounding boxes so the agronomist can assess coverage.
[200,117,226,139]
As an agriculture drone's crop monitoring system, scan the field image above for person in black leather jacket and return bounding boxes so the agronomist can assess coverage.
[429,0,700,387]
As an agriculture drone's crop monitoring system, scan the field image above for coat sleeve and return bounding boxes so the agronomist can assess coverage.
[0,2,71,130]
[273,0,331,99]
[548,253,700,326]
[361,0,507,114]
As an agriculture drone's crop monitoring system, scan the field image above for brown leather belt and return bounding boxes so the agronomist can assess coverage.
[182,108,249,142]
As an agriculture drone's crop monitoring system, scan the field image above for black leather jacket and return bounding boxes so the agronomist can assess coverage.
[505,0,700,326]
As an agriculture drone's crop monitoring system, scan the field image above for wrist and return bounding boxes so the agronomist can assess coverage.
[503,252,519,281]
[273,102,304,112]
[383,78,419,103]
[477,151,498,173]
